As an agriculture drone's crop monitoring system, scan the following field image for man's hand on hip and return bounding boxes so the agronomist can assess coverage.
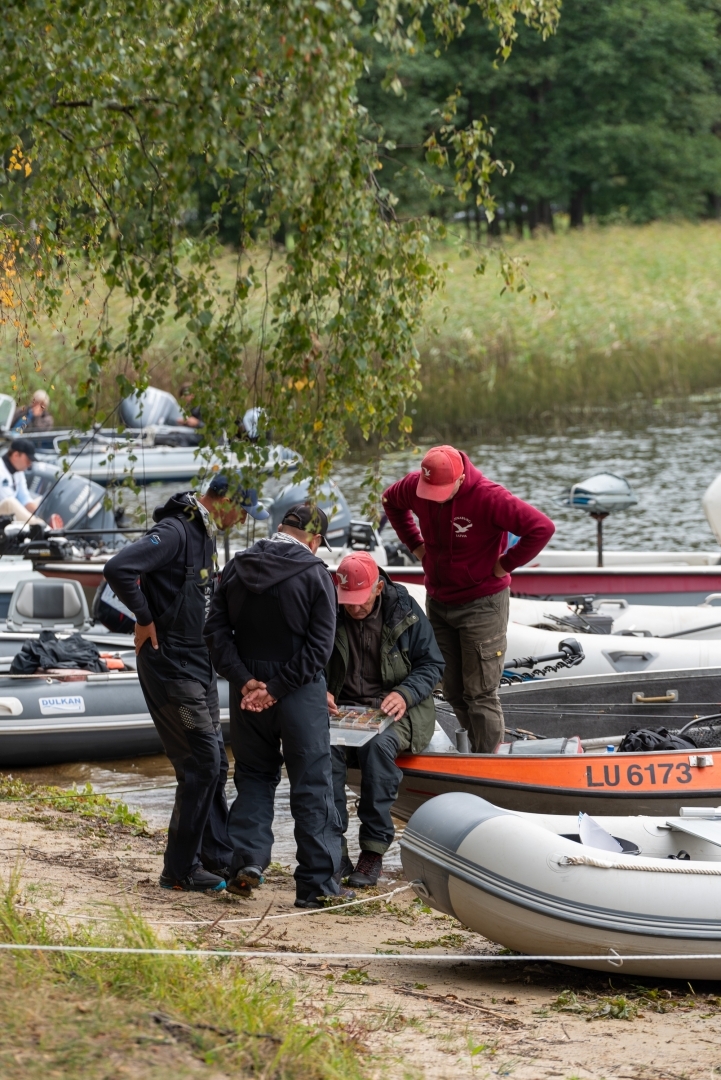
[381,691,407,720]
[492,559,507,578]
[134,621,158,655]
[412,544,426,561]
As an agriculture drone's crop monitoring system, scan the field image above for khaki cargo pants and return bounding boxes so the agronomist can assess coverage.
[427,588,509,753]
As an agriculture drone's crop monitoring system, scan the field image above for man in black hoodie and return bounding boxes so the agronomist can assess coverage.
[103,477,267,892]
[204,503,346,908]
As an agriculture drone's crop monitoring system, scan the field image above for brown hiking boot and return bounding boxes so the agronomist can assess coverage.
[348,851,382,888]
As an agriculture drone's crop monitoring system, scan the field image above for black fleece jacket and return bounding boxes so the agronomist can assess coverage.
[204,536,336,701]
[103,493,213,627]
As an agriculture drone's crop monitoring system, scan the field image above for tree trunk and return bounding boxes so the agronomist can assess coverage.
[570,190,585,228]
[537,198,554,231]
[514,202,525,237]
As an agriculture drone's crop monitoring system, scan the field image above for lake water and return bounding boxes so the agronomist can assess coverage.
[13,403,721,874]
[334,404,721,553]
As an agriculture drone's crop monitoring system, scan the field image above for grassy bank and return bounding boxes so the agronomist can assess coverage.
[0,778,370,1080]
[5,221,721,437]
[413,221,721,436]
[0,879,369,1079]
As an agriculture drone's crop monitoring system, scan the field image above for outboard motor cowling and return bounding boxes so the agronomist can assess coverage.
[265,478,351,547]
[119,388,183,429]
[25,461,116,539]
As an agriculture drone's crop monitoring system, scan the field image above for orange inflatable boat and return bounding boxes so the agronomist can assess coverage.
[349,746,721,820]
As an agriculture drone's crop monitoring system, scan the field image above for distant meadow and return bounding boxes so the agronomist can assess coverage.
[413,220,721,438]
[6,220,721,440]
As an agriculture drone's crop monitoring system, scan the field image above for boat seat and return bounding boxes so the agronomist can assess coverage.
[6,578,90,632]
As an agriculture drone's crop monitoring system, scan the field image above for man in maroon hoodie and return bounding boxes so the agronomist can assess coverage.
[382,446,555,752]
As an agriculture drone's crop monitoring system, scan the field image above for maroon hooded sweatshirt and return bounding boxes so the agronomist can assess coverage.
[382,453,555,605]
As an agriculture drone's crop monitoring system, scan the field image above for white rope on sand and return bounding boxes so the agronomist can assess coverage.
[26,883,414,926]
[0,943,719,966]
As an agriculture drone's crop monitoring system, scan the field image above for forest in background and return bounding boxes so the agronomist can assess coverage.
[353,0,721,231]
[5,0,721,443]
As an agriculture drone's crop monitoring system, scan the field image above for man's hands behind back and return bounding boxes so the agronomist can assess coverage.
[241,679,277,712]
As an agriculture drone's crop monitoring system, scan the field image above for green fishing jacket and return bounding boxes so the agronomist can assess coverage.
[325,570,445,753]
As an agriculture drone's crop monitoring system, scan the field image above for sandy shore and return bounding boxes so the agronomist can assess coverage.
[2,792,721,1080]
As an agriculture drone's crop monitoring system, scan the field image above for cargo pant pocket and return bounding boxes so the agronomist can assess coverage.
[475,632,507,692]
[165,680,215,734]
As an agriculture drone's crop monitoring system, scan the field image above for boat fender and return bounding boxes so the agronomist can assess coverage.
[496,736,582,756]
[403,793,511,916]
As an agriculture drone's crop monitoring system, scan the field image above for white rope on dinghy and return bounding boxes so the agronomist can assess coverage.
[561,854,721,874]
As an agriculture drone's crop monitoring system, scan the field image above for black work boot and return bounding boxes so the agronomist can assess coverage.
[294,886,356,910]
[334,852,355,885]
[227,865,265,897]
[348,851,382,888]
[159,867,226,892]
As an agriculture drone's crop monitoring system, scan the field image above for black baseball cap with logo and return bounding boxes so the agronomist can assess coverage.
[281,503,331,549]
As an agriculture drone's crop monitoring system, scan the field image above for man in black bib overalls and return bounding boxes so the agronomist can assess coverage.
[104,477,268,891]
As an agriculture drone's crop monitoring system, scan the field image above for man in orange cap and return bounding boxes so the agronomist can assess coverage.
[326,551,444,887]
[382,446,554,752]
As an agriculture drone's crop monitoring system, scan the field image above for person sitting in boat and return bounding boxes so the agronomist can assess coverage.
[326,551,445,888]
[177,383,203,428]
[11,389,54,433]
[0,437,45,524]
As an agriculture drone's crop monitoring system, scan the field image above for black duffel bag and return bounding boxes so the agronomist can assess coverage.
[618,726,697,753]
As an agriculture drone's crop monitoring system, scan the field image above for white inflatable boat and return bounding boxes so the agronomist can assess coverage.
[405,582,721,678]
[405,582,721,642]
[401,792,721,978]
[505,621,721,677]
[511,594,721,640]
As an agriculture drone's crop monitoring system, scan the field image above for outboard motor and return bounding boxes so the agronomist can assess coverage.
[702,473,721,547]
[558,472,638,567]
[266,478,351,548]
[119,387,183,429]
[25,461,116,540]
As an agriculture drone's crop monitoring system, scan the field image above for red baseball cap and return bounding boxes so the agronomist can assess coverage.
[335,552,380,605]
[416,445,464,501]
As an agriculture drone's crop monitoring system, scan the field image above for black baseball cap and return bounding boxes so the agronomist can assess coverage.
[281,503,331,549]
[9,437,35,461]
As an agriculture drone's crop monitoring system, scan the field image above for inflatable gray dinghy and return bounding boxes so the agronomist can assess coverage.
[0,576,230,765]
[401,792,721,978]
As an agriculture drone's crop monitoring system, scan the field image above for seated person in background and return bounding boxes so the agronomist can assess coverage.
[12,389,54,433]
[177,383,202,428]
[0,438,44,523]
[326,551,445,887]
